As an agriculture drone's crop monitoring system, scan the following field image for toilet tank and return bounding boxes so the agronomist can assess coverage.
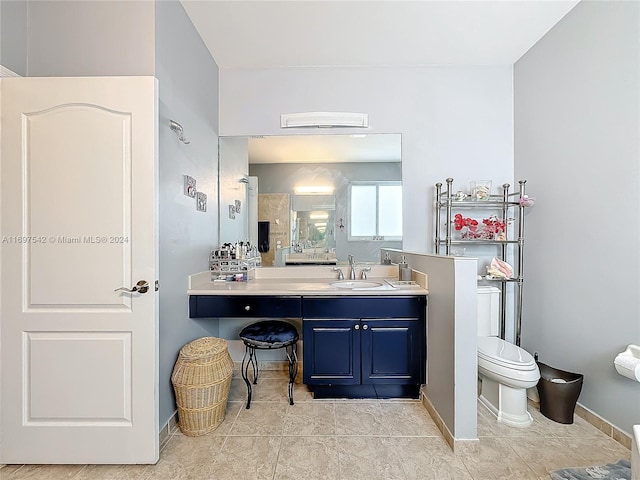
[477,286,500,337]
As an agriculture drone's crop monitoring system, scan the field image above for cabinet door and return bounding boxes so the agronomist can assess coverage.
[361,319,422,384]
[303,319,360,385]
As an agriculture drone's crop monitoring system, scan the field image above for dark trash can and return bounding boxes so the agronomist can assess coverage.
[536,361,583,424]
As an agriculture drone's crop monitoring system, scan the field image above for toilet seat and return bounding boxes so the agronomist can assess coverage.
[478,336,536,371]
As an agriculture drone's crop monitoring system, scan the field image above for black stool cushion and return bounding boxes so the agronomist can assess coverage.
[240,320,299,348]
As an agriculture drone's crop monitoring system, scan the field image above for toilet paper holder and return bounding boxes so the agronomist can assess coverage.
[614,345,640,382]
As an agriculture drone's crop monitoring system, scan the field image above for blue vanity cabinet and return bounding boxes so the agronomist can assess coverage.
[188,292,426,398]
[189,295,302,318]
[303,318,361,385]
[302,295,426,398]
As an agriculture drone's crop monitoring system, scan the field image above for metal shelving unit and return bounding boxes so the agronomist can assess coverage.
[434,178,528,346]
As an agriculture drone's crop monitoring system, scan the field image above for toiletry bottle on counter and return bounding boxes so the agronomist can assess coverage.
[398,255,412,281]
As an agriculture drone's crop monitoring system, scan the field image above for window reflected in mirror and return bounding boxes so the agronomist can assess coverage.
[350,182,402,241]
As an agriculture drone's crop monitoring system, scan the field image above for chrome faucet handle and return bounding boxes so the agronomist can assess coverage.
[360,266,372,280]
[332,267,344,280]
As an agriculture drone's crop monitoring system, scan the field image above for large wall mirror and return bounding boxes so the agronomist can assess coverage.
[218,134,402,266]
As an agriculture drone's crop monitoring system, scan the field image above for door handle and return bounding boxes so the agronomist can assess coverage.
[115,280,149,294]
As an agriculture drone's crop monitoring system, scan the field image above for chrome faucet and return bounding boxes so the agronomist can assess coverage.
[348,254,356,280]
[360,266,372,280]
[332,267,344,280]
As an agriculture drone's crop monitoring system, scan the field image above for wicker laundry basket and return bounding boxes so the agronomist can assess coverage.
[171,337,233,436]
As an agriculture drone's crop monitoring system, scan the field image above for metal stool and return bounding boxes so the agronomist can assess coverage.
[239,320,299,409]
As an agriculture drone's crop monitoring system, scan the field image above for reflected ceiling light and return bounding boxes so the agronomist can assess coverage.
[309,212,329,220]
[281,112,369,129]
[294,185,334,194]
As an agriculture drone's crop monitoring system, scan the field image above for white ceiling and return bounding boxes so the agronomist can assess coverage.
[181,0,580,69]
[185,0,579,163]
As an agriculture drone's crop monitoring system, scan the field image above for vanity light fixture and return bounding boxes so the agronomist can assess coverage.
[294,185,334,194]
[280,112,369,129]
[169,120,190,144]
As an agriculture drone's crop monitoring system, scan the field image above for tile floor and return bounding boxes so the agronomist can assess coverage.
[1,369,631,480]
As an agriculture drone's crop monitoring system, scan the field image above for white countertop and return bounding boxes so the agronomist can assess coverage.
[188,265,428,296]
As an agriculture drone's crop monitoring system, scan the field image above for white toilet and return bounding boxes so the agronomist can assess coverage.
[477,286,540,427]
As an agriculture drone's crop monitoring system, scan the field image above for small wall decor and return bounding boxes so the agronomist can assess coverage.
[196,192,207,212]
[228,205,236,219]
[235,199,241,214]
[184,175,197,198]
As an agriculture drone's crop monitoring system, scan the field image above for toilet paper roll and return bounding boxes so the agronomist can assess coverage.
[614,349,640,382]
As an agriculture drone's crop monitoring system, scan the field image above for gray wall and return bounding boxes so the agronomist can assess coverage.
[155,0,220,428]
[514,1,640,435]
[250,161,402,262]
[219,66,515,256]
[26,0,155,76]
[0,0,28,75]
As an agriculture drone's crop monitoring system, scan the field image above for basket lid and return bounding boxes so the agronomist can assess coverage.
[180,337,228,359]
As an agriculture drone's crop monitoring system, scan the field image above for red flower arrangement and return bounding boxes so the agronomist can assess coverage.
[453,214,509,240]
[453,214,478,232]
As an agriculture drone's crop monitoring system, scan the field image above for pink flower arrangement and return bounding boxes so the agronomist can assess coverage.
[453,214,510,240]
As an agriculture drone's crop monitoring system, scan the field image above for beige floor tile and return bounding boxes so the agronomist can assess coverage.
[227,375,251,403]
[229,402,288,436]
[72,464,149,480]
[0,465,25,476]
[209,436,281,480]
[1,376,632,480]
[5,465,85,480]
[508,436,631,478]
[458,437,541,480]
[274,436,340,480]
[248,378,309,403]
[283,402,336,436]
[337,436,406,480]
[394,437,474,480]
[139,433,224,480]
[335,402,389,436]
[379,402,441,437]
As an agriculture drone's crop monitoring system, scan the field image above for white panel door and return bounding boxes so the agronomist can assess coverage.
[0,77,158,464]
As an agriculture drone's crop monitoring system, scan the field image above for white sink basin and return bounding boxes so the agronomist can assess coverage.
[329,280,383,289]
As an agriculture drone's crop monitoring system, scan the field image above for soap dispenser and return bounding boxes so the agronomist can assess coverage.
[398,255,411,281]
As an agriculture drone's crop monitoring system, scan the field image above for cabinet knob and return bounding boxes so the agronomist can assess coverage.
[362,324,369,330]
[244,305,251,311]
[354,324,360,330]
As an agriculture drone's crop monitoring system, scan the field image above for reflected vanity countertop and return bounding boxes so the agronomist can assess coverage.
[188,265,428,296]
[284,252,338,265]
